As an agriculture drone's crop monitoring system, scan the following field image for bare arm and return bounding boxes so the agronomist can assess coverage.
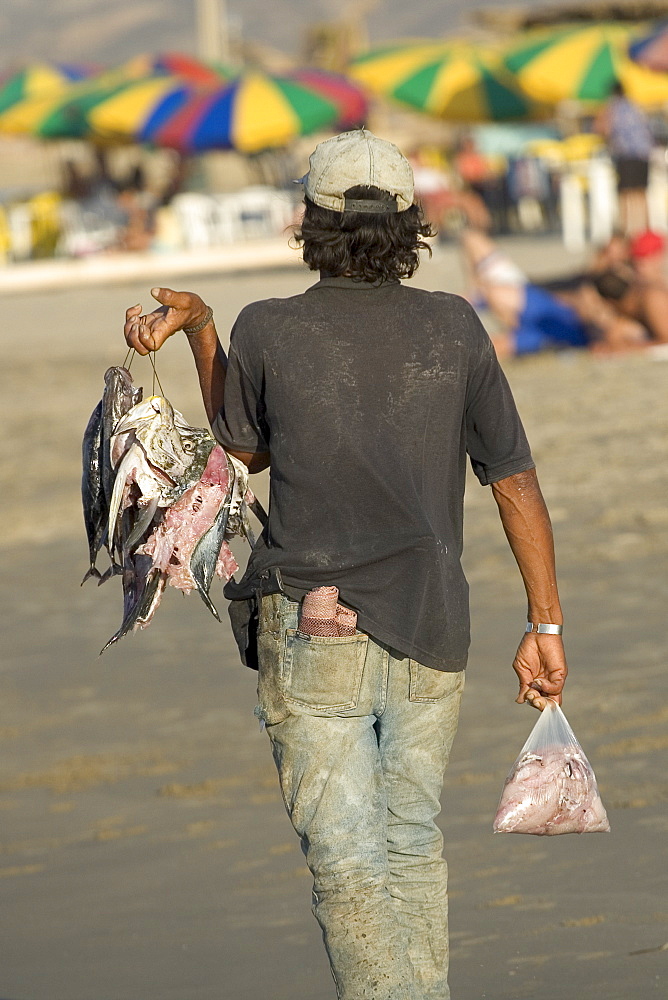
[123,287,270,472]
[560,283,648,350]
[491,467,568,710]
[640,285,668,343]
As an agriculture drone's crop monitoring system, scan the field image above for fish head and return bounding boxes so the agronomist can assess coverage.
[112,396,166,436]
[115,396,195,480]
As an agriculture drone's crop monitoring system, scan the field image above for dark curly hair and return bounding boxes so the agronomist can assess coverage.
[293,185,435,283]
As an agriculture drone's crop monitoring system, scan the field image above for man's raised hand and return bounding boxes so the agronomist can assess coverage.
[124,287,209,355]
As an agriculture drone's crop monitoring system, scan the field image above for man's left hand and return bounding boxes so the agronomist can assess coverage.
[513,633,568,711]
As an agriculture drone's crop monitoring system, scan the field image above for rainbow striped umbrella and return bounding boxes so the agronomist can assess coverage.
[105,52,233,86]
[90,71,367,152]
[289,69,367,129]
[502,22,668,108]
[629,20,668,73]
[0,54,232,139]
[348,40,549,122]
[0,74,190,139]
[0,64,366,153]
[0,63,92,117]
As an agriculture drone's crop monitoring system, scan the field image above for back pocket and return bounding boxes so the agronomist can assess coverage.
[409,661,465,703]
[283,629,368,713]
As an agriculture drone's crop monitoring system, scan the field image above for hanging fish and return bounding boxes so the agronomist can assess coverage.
[85,375,266,654]
[81,366,142,585]
[107,395,217,560]
[81,401,105,584]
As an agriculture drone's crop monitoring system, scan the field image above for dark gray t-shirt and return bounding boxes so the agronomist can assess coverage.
[213,275,534,671]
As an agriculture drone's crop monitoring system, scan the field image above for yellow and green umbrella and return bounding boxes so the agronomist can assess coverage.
[348,40,549,122]
[502,21,668,108]
[0,63,92,117]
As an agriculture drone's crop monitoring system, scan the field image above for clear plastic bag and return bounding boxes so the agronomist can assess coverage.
[493,700,610,836]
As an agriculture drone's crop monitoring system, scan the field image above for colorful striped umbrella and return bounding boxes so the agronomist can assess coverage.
[289,69,367,129]
[105,52,233,86]
[0,53,232,139]
[0,62,366,153]
[89,71,367,153]
[0,74,188,139]
[0,63,92,117]
[502,22,668,108]
[348,40,549,122]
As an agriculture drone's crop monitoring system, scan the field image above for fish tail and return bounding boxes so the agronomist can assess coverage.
[97,561,123,586]
[99,634,120,655]
[194,582,222,622]
[81,565,102,586]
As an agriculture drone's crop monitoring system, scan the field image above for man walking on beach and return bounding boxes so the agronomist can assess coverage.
[124,129,568,1000]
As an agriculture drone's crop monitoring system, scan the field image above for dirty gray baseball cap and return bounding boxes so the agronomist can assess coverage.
[298,128,414,214]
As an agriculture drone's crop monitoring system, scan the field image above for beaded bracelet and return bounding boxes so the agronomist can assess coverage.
[183,306,213,336]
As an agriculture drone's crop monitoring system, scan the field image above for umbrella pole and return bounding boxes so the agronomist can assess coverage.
[559,172,586,253]
[196,0,231,64]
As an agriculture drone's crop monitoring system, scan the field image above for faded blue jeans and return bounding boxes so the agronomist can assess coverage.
[256,594,465,1000]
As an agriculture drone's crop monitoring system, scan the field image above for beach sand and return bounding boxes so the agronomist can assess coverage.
[0,237,666,1000]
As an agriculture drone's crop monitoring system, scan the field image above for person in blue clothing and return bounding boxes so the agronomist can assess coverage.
[460,227,649,357]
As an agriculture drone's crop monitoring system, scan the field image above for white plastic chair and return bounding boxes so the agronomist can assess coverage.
[171,193,217,249]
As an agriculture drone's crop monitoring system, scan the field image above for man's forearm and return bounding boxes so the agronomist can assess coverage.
[491,468,563,624]
[185,320,227,425]
[186,319,269,473]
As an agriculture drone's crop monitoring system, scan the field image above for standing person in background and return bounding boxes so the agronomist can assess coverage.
[596,80,654,236]
[123,130,568,1000]
[453,134,494,230]
[116,165,156,252]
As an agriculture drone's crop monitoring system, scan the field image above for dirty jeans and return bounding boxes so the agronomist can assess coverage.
[256,594,465,1000]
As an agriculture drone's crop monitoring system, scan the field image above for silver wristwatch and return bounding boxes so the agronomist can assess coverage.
[525,622,563,635]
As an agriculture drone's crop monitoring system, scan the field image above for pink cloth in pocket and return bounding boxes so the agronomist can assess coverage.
[299,586,358,636]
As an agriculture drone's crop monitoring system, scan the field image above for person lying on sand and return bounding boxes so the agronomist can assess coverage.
[460,228,655,358]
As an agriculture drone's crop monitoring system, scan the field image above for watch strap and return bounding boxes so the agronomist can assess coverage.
[526,622,563,635]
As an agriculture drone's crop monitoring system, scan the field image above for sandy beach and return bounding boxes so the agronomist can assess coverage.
[1,236,666,1000]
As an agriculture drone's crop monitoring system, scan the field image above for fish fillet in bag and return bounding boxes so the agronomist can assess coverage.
[493,700,610,835]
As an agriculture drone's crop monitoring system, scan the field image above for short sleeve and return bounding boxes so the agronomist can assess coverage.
[211,332,269,455]
[465,312,535,486]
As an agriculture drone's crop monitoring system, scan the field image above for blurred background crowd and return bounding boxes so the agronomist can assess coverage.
[4,0,668,353]
[2,10,667,996]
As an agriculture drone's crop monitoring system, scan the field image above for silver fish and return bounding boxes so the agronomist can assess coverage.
[190,487,233,621]
[107,396,217,556]
[157,429,217,507]
[98,366,143,576]
[225,454,261,547]
[100,563,164,654]
[81,400,105,584]
[111,396,192,480]
[95,385,266,650]
[101,366,142,507]
[107,438,171,546]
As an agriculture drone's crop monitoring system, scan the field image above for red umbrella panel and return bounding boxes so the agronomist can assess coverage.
[289,69,367,129]
[105,52,233,86]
